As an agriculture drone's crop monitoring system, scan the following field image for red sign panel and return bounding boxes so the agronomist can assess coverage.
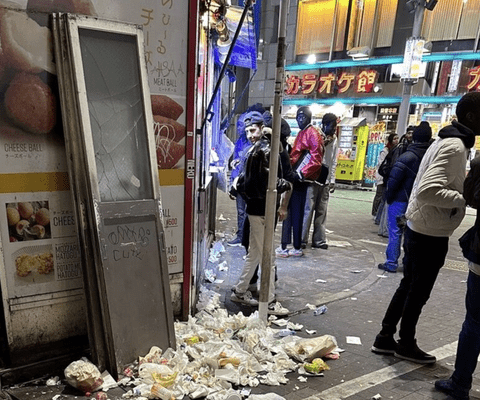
[285,69,378,96]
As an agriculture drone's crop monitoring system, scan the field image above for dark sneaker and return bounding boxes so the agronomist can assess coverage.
[371,334,397,355]
[435,378,469,400]
[301,243,307,249]
[394,340,436,364]
[230,290,258,306]
[227,237,242,247]
[378,263,386,271]
[312,242,328,249]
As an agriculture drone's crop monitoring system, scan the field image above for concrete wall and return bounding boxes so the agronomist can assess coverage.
[248,0,298,108]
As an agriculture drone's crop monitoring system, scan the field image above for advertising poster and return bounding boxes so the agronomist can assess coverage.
[0,0,188,303]
[364,125,386,185]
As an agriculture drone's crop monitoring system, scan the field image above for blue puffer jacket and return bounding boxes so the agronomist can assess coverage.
[385,142,431,204]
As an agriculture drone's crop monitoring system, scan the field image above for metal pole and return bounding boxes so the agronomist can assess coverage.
[396,1,425,137]
[258,0,289,321]
[328,0,339,62]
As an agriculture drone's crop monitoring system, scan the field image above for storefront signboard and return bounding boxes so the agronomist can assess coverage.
[285,69,379,96]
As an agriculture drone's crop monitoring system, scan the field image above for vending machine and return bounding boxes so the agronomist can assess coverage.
[336,117,369,183]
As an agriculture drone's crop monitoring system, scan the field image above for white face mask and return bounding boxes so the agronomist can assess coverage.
[246,125,262,143]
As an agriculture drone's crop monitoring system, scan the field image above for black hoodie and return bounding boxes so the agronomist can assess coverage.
[438,120,475,149]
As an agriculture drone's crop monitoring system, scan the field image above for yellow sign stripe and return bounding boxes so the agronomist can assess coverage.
[0,170,185,193]
[158,169,184,186]
[0,173,70,193]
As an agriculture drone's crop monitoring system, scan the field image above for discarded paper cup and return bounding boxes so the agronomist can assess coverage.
[151,383,174,400]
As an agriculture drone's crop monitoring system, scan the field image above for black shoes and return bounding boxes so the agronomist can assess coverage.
[371,334,397,355]
[377,263,397,273]
[435,378,469,400]
[312,242,328,249]
[394,339,436,364]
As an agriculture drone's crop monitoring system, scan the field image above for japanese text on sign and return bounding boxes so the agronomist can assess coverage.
[285,70,378,96]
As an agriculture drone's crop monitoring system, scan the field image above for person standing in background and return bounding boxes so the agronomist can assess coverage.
[377,122,432,273]
[301,113,338,250]
[276,106,324,258]
[372,133,399,219]
[227,115,251,246]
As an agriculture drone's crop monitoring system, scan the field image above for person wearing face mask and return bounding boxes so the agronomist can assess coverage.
[232,111,292,314]
[276,106,324,258]
[301,113,338,250]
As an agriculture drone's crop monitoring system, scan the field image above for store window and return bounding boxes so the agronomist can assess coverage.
[422,0,480,41]
[296,0,349,55]
[348,0,398,49]
[295,0,398,57]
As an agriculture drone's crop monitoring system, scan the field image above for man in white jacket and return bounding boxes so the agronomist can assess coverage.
[371,92,480,364]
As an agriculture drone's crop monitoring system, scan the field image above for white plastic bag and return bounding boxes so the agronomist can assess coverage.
[64,358,103,393]
[248,394,286,400]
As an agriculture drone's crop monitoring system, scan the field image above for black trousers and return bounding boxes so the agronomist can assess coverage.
[380,226,449,343]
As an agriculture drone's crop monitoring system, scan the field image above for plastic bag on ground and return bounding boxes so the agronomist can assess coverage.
[284,335,337,362]
[248,393,286,399]
[139,346,163,365]
[64,358,103,393]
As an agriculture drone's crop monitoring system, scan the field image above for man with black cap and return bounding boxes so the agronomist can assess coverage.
[232,111,291,314]
[277,106,324,257]
[377,121,432,273]
[372,92,480,365]
[301,113,338,249]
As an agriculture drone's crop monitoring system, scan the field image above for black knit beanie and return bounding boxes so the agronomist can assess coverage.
[413,121,432,143]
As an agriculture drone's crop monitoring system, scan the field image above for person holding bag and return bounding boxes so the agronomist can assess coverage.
[301,113,338,250]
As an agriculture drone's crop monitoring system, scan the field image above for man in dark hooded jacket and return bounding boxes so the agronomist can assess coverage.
[233,111,291,313]
[372,92,480,365]
[378,122,432,273]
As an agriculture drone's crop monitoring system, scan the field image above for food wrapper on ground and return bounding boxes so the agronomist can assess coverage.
[64,358,103,393]
[284,335,337,362]
[304,358,329,373]
[139,363,177,387]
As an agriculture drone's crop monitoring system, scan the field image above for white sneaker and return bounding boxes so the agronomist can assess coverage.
[288,248,303,257]
[268,301,290,316]
[275,247,289,258]
[230,290,258,306]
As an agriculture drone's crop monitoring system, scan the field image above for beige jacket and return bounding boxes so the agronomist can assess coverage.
[406,136,468,237]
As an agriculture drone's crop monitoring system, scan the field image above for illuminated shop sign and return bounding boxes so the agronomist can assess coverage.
[468,65,480,91]
[285,70,378,96]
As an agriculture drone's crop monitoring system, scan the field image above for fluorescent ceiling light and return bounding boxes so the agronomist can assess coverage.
[306,54,316,64]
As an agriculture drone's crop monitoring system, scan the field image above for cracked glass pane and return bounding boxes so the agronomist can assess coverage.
[79,28,153,202]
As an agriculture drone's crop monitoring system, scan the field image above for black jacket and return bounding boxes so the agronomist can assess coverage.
[237,136,291,216]
[385,141,430,204]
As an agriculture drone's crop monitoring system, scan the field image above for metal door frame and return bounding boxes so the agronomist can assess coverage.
[53,14,175,375]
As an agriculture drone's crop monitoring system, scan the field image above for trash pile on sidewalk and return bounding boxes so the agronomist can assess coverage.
[64,286,339,399]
